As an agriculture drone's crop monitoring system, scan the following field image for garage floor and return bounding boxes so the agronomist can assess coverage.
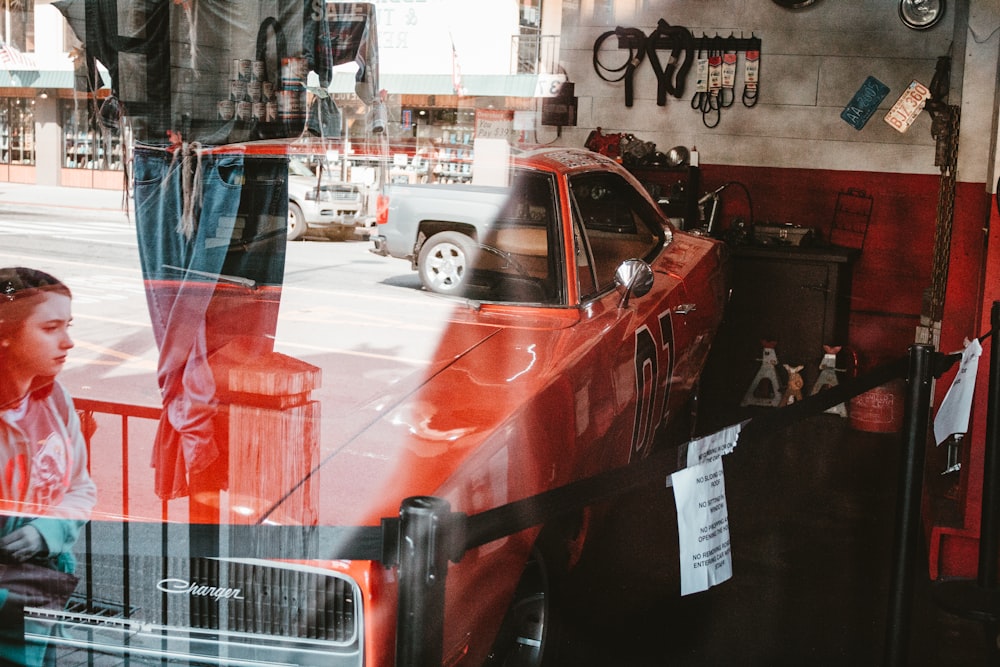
[555,412,996,667]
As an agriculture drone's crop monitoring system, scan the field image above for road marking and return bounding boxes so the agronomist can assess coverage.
[0,250,140,274]
[0,219,133,237]
[72,341,158,370]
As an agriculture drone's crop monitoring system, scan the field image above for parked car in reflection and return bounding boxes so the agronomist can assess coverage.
[287,158,368,241]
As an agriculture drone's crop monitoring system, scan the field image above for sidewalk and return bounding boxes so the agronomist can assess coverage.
[0,181,129,212]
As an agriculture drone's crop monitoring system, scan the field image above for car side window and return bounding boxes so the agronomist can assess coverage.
[572,214,598,298]
[569,172,663,296]
[476,170,563,304]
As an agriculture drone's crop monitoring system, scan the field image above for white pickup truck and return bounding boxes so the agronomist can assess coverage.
[287,158,368,241]
[371,148,685,298]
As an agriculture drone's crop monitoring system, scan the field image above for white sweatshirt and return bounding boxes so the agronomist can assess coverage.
[0,381,97,554]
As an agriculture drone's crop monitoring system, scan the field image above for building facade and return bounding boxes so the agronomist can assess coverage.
[0,0,558,189]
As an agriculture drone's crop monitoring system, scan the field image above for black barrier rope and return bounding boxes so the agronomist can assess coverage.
[87,347,976,566]
[462,353,916,553]
[389,328,991,667]
[463,330,1000,559]
[80,339,989,569]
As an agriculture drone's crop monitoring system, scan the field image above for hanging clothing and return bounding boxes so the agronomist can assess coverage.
[55,0,378,499]
[55,0,349,144]
[133,145,288,500]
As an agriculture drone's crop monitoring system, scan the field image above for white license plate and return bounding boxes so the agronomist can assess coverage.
[884,80,931,133]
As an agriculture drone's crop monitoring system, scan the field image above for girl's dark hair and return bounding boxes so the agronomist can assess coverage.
[0,267,71,302]
[0,268,72,341]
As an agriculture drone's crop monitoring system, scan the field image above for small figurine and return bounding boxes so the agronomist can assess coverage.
[810,344,847,417]
[779,364,805,406]
[741,340,782,408]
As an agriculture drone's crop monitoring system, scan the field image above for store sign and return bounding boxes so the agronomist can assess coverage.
[475,109,515,141]
[370,0,519,75]
[536,73,569,98]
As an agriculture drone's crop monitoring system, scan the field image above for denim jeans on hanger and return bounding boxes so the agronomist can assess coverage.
[133,145,288,500]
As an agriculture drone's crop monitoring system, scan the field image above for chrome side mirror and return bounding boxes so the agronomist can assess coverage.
[614,258,654,308]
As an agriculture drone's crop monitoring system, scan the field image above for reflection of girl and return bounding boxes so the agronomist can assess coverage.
[0,268,97,667]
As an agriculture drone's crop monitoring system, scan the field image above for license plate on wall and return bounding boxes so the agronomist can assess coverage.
[841,76,889,130]
[884,80,931,133]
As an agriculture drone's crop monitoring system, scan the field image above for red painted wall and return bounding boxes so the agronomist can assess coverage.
[699,165,987,370]
[701,163,992,579]
[926,186,995,580]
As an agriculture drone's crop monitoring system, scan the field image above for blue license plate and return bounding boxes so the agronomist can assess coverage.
[841,76,890,130]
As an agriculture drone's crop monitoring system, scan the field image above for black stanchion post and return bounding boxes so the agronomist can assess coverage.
[884,344,934,667]
[977,301,1000,590]
[395,496,452,667]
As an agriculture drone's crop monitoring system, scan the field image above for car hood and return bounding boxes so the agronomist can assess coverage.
[225,294,581,528]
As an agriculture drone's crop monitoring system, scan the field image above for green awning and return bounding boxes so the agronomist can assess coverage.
[0,68,75,88]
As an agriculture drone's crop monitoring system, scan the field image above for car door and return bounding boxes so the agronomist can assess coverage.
[567,170,678,464]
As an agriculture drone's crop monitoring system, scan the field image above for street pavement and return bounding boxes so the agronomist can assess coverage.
[0,181,128,213]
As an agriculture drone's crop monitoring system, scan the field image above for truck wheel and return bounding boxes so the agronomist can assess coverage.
[287,201,307,241]
[418,231,477,294]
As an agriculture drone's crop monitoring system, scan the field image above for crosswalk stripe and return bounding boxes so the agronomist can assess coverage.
[0,220,134,236]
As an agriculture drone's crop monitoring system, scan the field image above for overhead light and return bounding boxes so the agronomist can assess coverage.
[899,0,945,30]
[37,90,49,99]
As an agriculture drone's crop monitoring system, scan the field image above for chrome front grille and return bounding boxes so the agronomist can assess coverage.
[218,559,357,642]
[26,522,363,666]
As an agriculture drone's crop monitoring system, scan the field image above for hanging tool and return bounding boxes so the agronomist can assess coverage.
[742,37,761,107]
[701,41,723,127]
[592,27,647,107]
[646,19,694,106]
[690,47,710,113]
[721,48,738,108]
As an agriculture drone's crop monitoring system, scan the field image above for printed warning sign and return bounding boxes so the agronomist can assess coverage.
[672,456,733,596]
[685,423,742,467]
[934,338,982,445]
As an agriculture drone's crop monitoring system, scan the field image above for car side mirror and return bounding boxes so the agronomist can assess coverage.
[614,258,654,308]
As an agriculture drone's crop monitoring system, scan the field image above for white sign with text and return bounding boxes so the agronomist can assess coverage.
[685,423,742,467]
[672,456,733,596]
[934,338,982,445]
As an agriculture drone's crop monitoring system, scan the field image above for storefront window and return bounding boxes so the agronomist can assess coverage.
[516,0,542,73]
[61,99,124,170]
[0,97,36,165]
[1,0,34,51]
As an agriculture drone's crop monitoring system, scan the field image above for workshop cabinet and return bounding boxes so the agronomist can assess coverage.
[700,245,859,422]
[630,166,701,229]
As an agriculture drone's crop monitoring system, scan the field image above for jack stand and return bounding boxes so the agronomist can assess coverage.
[810,345,847,417]
[741,342,782,407]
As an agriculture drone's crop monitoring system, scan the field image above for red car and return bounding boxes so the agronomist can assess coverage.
[28,148,728,666]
